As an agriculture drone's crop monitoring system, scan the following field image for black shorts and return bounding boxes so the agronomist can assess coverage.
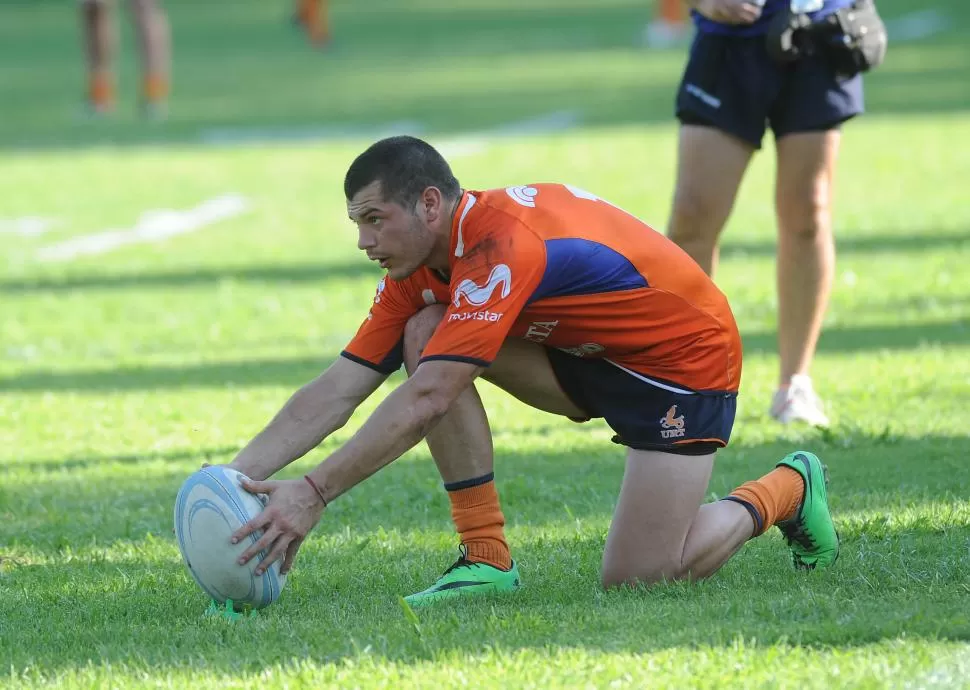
[546,348,737,456]
[675,31,865,148]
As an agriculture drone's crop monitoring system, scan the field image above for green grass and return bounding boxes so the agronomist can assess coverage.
[2,0,970,688]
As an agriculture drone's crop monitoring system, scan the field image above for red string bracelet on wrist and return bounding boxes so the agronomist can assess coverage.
[303,475,328,508]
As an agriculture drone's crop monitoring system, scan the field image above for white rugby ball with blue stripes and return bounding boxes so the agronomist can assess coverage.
[174,466,287,609]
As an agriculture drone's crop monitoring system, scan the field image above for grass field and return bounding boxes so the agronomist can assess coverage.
[1,0,969,688]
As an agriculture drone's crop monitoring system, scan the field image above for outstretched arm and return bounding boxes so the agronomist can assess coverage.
[229,356,387,481]
[306,359,481,502]
[233,359,480,574]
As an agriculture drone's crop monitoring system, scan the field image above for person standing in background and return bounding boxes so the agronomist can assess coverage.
[294,0,331,48]
[665,0,866,427]
[642,0,691,48]
[79,0,171,118]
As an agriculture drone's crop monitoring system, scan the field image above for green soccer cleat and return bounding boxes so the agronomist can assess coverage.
[404,548,522,607]
[775,451,840,569]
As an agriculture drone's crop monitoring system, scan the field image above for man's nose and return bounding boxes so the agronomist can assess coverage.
[357,228,376,250]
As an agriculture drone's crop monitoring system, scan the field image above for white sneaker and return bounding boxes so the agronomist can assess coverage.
[770,375,830,427]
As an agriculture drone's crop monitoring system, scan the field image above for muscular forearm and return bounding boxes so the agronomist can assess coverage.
[230,377,359,481]
[306,379,449,503]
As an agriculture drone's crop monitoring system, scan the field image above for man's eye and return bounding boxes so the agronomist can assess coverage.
[367,217,381,226]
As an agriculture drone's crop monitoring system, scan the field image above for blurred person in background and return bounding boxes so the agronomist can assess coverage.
[293,0,331,48]
[664,0,882,427]
[79,0,170,118]
[642,0,691,48]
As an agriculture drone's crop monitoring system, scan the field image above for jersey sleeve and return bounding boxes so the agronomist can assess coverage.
[341,275,424,374]
[421,223,547,367]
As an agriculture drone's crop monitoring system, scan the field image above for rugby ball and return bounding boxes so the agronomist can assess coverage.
[174,466,287,609]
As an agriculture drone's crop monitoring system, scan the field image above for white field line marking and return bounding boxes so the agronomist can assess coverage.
[435,110,583,158]
[36,194,251,262]
[199,121,424,147]
[886,9,947,42]
[197,110,584,159]
[0,217,59,236]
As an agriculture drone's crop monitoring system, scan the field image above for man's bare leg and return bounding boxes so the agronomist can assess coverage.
[602,449,753,586]
[80,0,117,113]
[401,307,590,572]
[402,304,837,594]
[402,306,507,568]
[402,306,494,484]
[665,125,755,275]
[128,0,171,115]
[770,130,841,425]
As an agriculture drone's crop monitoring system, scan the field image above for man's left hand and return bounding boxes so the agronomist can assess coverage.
[231,478,326,575]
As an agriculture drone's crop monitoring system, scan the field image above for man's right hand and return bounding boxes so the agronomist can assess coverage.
[693,0,763,25]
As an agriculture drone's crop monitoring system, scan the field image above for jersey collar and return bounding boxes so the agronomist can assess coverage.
[450,190,478,261]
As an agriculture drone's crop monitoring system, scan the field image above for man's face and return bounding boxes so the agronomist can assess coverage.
[348,181,434,281]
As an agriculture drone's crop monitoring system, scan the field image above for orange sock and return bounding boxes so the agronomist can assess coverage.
[295,0,311,24]
[447,475,512,570]
[142,73,169,103]
[88,71,114,111]
[726,467,804,536]
[305,0,330,45]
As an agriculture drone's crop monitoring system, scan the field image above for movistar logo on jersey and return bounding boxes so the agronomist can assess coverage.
[448,310,503,323]
[453,264,512,308]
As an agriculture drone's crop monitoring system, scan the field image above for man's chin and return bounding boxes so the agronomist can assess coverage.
[386,264,417,281]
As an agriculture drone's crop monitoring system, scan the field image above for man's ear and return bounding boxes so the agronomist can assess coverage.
[420,186,443,223]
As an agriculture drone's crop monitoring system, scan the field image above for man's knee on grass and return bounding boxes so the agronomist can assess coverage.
[403,305,447,374]
[600,554,692,591]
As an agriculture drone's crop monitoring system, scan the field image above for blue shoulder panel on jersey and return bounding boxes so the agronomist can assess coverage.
[529,238,648,303]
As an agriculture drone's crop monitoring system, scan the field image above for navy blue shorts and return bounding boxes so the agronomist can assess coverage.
[675,31,864,148]
[546,348,737,456]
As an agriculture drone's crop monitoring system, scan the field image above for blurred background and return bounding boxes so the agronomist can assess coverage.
[1,0,968,410]
[2,0,968,417]
[3,0,965,149]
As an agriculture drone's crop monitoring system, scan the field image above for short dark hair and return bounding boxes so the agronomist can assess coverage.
[344,135,461,209]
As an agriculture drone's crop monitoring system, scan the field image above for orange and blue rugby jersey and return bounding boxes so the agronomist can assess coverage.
[342,183,742,394]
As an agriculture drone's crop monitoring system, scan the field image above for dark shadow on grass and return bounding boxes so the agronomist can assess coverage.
[6,432,966,550]
[0,261,377,295]
[720,229,970,260]
[6,230,965,297]
[0,355,341,393]
[3,316,967,394]
[17,445,240,473]
[741,318,970,355]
